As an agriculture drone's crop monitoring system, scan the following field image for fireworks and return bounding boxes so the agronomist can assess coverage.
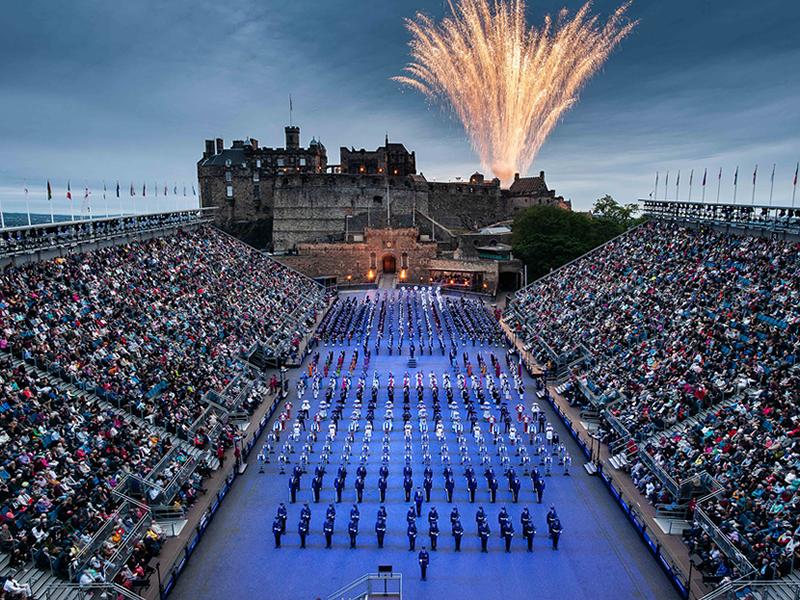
[394,0,637,186]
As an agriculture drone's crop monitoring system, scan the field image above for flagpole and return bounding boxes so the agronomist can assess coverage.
[701,169,707,203]
[103,182,109,217]
[768,164,775,206]
[751,165,757,205]
[793,162,799,207]
[0,192,5,229]
[664,171,669,201]
[49,183,54,223]
[69,181,75,221]
[675,170,680,201]
[654,172,659,201]
[24,181,32,226]
[733,168,738,205]
[688,169,693,202]
[716,168,722,204]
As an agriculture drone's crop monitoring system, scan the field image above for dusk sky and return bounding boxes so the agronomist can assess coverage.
[1,0,798,215]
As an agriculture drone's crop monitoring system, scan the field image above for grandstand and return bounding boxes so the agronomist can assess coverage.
[505,199,800,599]
[0,201,797,600]
[0,210,328,599]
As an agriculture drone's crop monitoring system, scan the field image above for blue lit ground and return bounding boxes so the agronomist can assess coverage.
[170,289,677,600]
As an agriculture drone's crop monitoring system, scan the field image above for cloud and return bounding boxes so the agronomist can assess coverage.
[1,0,798,215]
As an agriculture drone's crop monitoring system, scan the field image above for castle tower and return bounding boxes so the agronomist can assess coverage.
[285,125,300,150]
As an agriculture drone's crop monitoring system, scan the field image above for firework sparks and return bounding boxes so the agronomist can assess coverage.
[394,0,637,186]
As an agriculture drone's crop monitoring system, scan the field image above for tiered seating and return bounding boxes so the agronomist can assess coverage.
[0,225,326,593]
[0,226,325,437]
[506,221,800,582]
[0,357,166,590]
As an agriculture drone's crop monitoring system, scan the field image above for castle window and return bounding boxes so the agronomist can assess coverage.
[253,172,260,182]
[299,158,307,166]
[226,185,233,198]
[277,158,285,167]
[370,252,377,269]
[256,159,262,169]
[225,171,232,182]
[401,252,409,269]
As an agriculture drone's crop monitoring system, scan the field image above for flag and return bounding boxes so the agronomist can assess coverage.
[24,182,28,195]
[718,167,722,181]
[183,186,187,196]
[116,181,120,197]
[142,183,146,197]
[753,164,758,185]
[173,185,177,195]
[84,186,89,199]
[794,162,799,187]
[103,182,107,199]
[689,169,694,187]
[734,166,739,186]
[702,168,707,187]
[130,183,135,196]
[770,164,775,184]
[47,180,52,201]
[192,185,196,196]
[164,185,168,196]
[67,181,72,200]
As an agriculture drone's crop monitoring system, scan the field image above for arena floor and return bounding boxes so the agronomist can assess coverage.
[169,289,678,600]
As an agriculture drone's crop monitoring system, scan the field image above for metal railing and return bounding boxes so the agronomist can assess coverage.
[327,572,403,600]
[1,208,215,258]
[45,582,146,600]
[694,506,756,577]
[699,579,800,600]
[637,447,681,498]
[69,499,153,582]
[639,199,800,237]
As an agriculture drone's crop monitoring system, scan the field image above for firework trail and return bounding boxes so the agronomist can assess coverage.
[394,0,637,185]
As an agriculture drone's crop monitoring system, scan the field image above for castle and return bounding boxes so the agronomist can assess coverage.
[198,125,569,292]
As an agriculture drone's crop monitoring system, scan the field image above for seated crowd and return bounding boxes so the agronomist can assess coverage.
[0,225,325,590]
[0,226,325,437]
[0,357,167,589]
[508,221,799,583]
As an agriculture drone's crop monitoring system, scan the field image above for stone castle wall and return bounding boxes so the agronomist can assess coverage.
[279,227,438,284]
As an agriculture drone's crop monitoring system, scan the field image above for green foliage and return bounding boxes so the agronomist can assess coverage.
[592,194,643,228]
[512,197,641,281]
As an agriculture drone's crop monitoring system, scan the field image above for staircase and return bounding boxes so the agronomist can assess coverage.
[327,572,403,600]
[608,451,631,471]
[0,552,77,600]
[378,274,396,289]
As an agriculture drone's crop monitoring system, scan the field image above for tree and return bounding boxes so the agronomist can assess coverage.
[512,200,640,282]
[592,195,641,229]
